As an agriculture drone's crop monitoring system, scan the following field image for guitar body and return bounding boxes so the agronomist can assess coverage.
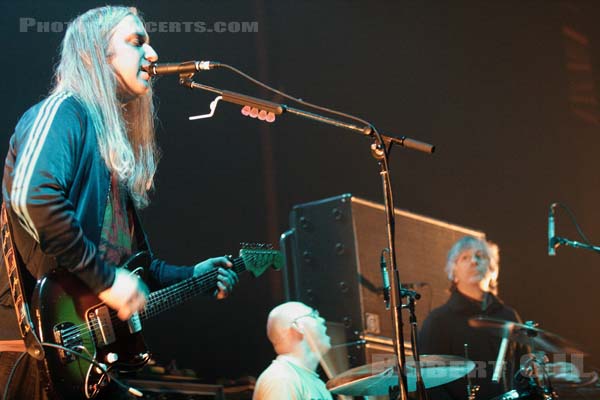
[27,246,282,399]
[31,256,150,399]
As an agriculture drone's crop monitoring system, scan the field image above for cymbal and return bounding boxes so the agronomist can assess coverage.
[490,370,600,399]
[326,355,474,396]
[468,317,586,354]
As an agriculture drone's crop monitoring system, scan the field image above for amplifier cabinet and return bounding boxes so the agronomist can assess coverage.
[282,194,484,367]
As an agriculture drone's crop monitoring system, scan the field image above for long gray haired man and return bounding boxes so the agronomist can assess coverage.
[0,6,238,399]
[419,236,525,400]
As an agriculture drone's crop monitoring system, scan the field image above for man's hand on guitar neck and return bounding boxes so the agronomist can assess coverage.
[98,268,149,320]
[193,256,238,300]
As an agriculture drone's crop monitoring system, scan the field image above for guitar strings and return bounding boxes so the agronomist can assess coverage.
[57,254,261,343]
[63,250,274,341]
[59,262,237,341]
[59,268,227,343]
[60,256,242,336]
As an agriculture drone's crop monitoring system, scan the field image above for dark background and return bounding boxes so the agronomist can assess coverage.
[1,0,600,386]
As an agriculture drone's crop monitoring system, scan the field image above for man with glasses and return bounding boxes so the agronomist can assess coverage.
[253,301,333,400]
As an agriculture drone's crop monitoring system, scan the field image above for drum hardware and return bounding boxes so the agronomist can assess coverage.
[402,287,428,399]
[327,288,477,398]
[468,384,481,400]
[326,354,475,396]
[514,352,558,400]
[468,318,585,355]
[491,354,558,400]
[469,318,589,400]
[464,343,480,400]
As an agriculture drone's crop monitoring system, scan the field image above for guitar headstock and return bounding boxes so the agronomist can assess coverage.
[239,243,283,277]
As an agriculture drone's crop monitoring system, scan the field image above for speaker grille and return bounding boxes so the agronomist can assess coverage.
[286,194,484,367]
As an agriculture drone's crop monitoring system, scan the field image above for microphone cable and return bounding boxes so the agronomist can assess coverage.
[1,343,145,399]
[551,202,600,254]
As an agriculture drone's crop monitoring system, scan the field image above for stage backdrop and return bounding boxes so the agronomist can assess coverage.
[1,0,600,384]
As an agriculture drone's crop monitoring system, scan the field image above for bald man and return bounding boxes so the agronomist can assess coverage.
[253,301,333,400]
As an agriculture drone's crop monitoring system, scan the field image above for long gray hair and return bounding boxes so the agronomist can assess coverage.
[52,6,158,208]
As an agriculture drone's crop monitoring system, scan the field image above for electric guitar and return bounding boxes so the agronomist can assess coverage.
[30,245,283,399]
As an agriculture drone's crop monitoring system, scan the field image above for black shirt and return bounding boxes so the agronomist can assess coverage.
[419,289,526,400]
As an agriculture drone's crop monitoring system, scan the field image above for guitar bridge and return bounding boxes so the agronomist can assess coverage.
[53,322,83,363]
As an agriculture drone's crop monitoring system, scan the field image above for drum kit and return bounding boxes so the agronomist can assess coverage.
[326,317,595,399]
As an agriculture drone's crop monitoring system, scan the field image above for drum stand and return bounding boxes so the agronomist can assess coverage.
[464,344,480,400]
[520,352,559,400]
[497,352,559,400]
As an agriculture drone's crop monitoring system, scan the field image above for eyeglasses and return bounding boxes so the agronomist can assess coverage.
[291,309,320,325]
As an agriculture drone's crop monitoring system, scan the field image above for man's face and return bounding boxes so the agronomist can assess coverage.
[294,307,332,355]
[453,244,492,289]
[108,15,157,101]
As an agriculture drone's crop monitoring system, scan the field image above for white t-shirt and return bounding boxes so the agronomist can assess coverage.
[253,355,333,400]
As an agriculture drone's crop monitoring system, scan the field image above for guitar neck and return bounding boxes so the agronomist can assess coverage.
[140,257,246,320]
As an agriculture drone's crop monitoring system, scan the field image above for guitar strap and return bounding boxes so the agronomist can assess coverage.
[0,203,44,359]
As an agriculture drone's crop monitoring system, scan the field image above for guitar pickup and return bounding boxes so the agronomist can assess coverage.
[53,322,83,363]
[90,306,116,347]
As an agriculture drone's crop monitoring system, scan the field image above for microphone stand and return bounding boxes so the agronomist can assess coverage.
[178,73,434,154]
[552,236,600,254]
[178,73,435,400]
[373,139,410,400]
[402,288,429,400]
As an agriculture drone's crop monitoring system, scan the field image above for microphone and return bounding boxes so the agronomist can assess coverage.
[144,60,220,76]
[548,203,556,256]
[380,252,390,310]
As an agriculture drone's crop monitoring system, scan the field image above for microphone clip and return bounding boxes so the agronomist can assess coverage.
[189,96,223,120]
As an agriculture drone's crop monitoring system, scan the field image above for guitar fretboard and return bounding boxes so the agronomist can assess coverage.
[140,257,247,320]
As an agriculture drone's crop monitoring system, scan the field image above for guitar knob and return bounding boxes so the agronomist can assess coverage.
[94,363,107,374]
[105,352,119,363]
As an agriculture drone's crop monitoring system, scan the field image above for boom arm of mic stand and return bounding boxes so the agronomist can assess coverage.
[181,78,435,154]
[553,236,600,254]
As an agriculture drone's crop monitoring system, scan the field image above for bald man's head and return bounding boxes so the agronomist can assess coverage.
[266,302,312,354]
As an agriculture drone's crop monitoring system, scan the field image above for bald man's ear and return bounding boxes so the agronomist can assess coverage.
[291,320,305,335]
